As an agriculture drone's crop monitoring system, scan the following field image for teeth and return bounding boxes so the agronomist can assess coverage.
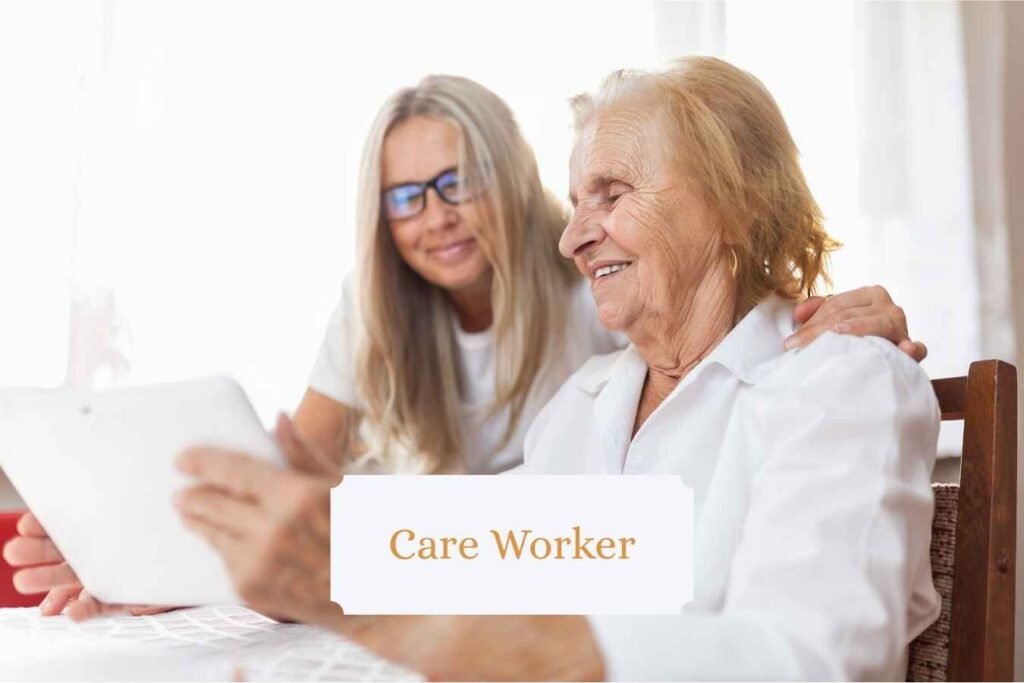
[595,263,631,279]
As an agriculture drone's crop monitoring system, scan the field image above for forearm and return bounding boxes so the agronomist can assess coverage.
[293,389,360,472]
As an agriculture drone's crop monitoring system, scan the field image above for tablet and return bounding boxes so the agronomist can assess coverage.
[0,376,285,606]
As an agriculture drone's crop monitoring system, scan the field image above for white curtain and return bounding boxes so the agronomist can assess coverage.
[0,0,663,421]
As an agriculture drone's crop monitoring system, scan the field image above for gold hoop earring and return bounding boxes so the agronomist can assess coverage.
[729,248,738,277]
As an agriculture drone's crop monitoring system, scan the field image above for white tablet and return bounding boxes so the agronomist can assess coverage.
[0,376,285,606]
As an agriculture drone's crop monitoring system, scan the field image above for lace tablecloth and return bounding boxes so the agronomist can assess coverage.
[0,604,419,681]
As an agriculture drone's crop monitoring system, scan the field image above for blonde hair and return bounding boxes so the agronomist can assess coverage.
[352,75,577,473]
[571,56,839,310]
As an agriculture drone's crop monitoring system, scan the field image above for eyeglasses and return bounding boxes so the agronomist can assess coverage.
[381,167,487,221]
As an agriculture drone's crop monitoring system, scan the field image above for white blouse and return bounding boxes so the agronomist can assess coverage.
[308,274,626,473]
[523,295,941,680]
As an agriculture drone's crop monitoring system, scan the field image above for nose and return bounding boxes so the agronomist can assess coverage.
[420,187,457,232]
[559,206,605,260]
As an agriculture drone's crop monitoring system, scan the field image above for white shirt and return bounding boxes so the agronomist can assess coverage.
[308,274,625,474]
[523,295,941,680]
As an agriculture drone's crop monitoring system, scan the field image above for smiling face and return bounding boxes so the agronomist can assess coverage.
[382,116,492,296]
[560,103,728,334]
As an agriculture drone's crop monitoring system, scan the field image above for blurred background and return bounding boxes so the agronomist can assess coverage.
[0,0,1022,675]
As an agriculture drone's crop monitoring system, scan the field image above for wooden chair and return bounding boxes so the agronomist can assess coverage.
[907,360,1017,681]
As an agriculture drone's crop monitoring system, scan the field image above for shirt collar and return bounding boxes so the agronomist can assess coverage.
[572,295,797,395]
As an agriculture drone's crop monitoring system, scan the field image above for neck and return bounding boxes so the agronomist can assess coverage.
[629,267,737,435]
[448,271,494,333]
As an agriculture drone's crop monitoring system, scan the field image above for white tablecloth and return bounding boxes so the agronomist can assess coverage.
[0,604,418,682]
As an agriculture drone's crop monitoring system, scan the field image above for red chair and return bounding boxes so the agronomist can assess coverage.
[0,510,45,608]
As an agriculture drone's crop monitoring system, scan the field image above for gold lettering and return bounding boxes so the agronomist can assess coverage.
[530,537,553,559]
[394,529,636,560]
[572,526,596,559]
[490,529,531,559]
[460,537,479,559]
[596,538,616,559]
[390,529,415,560]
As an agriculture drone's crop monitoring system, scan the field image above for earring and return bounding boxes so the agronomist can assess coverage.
[729,247,738,277]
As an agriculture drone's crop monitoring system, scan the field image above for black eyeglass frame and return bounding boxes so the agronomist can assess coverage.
[380,166,486,222]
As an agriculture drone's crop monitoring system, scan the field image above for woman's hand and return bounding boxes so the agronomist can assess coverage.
[2,513,169,620]
[331,615,605,681]
[174,414,341,628]
[788,285,927,362]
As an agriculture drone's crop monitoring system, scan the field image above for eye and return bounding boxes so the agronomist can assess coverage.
[436,170,461,195]
[607,182,631,205]
[382,184,425,220]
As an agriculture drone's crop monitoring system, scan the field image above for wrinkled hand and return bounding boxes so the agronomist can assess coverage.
[788,285,927,362]
[333,615,605,681]
[2,513,169,620]
[175,413,340,627]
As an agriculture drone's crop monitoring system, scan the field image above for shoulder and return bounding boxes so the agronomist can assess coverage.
[765,332,935,400]
[748,332,940,465]
[322,270,358,330]
[309,271,362,405]
[340,270,358,312]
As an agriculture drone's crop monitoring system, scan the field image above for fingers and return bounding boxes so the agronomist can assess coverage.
[16,512,47,538]
[177,448,284,499]
[39,585,83,616]
[832,313,907,344]
[820,285,893,313]
[899,340,928,363]
[793,286,896,336]
[787,313,904,352]
[13,562,80,594]
[3,535,64,566]
[180,511,247,560]
[784,319,844,351]
[127,605,176,616]
[793,296,827,324]
[788,282,912,353]
[174,484,264,539]
[788,300,870,350]
[66,590,131,623]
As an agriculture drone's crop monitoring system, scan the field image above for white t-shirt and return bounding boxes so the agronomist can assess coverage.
[308,274,626,474]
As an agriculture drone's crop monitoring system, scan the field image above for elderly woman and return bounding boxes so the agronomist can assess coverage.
[325,57,940,681]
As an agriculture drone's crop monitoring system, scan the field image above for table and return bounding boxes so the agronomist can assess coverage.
[0,604,419,681]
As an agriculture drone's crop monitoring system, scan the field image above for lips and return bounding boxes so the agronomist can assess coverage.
[590,261,633,281]
[594,262,632,279]
[428,238,476,263]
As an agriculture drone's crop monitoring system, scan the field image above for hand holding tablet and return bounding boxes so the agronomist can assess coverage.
[173,413,341,628]
[0,377,286,607]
